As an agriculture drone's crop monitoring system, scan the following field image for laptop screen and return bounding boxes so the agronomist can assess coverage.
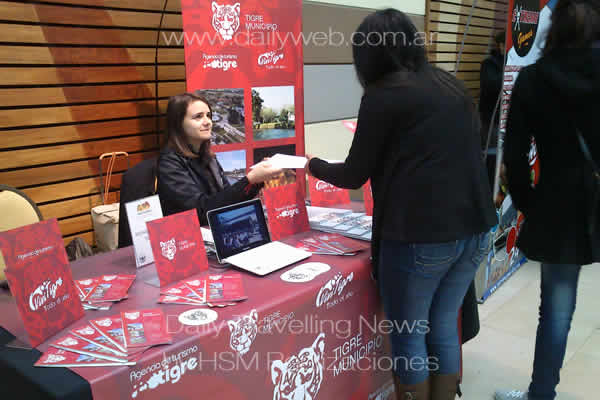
[207,199,271,261]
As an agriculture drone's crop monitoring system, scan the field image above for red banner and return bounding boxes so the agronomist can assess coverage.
[263,183,310,240]
[308,175,351,207]
[181,0,305,194]
[147,210,209,287]
[0,219,84,347]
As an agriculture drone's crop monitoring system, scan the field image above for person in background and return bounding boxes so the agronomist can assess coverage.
[306,9,496,400]
[480,30,506,187]
[495,1,600,399]
[158,92,282,223]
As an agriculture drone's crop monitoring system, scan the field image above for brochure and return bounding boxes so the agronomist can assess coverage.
[121,309,172,349]
[125,195,164,268]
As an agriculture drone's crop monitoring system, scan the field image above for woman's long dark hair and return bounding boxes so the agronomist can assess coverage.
[543,0,600,56]
[352,8,476,113]
[165,92,213,160]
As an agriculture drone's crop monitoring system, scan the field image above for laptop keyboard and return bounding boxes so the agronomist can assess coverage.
[225,241,311,274]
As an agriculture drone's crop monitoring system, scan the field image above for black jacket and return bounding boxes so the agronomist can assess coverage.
[504,46,600,265]
[118,158,159,248]
[157,147,261,225]
[479,49,504,148]
[309,69,497,263]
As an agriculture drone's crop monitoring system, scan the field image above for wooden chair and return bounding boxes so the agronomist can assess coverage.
[0,184,43,283]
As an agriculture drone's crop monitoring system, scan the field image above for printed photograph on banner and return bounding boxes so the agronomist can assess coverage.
[194,88,245,144]
[254,144,297,188]
[252,86,295,141]
[216,150,247,184]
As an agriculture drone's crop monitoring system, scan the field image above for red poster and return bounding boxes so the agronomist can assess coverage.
[308,175,351,207]
[146,210,209,287]
[181,0,305,193]
[263,183,310,240]
[363,180,374,216]
[0,219,84,347]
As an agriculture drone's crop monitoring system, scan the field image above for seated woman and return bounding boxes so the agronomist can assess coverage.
[158,92,282,223]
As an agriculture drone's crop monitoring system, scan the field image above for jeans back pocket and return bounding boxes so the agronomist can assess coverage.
[413,240,459,269]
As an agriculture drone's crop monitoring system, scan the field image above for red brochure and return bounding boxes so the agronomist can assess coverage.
[158,295,205,306]
[82,274,135,303]
[161,281,206,303]
[50,334,128,363]
[75,278,98,300]
[70,324,127,357]
[121,308,172,349]
[34,347,135,368]
[206,273,247,303]
[147,210,209,287]
[312,233,369,254]
[263,183,310,241]
[89,315,127,353]
[308,176,350,207]
[182,278,207,303]
[0,219,84,347]
[363,180,374,216]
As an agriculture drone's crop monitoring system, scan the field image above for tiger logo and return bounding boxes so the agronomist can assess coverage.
[160,238,176,261]
[271,333,326,400]
[227,309,258,356]
[45,354,66,363]
[212,2,241,41]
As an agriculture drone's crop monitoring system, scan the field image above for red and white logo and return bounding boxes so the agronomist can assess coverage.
[271,333,325,400]
[124,312,140,320]
[227,309,258,356]
[58,337,78,347]
[203,54,239,71]
[95,318,112,327]
[45,354,66,363]
[316,273,353,308]
[212,2,241,41]
[160,238,176,261]
[76,327,95,336]
[103,275,117,281]
[258,49,285,67]
[29,278,63,311]
[277,207,300,219]
[315,180,335,192]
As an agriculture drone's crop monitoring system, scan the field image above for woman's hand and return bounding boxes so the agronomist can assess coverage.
[247,161,283,184]
[305,154,315,177]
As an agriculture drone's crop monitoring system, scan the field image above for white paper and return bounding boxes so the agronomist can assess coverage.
[125,195,163,268]
[200,227,214,244]
[251,153,308,169]
[322,159,344,164]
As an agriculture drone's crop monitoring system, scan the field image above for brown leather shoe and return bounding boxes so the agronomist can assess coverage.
[393,373,430,400]
[430,373,459,400]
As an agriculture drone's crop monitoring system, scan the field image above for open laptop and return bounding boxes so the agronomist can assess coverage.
[206,199,311,276]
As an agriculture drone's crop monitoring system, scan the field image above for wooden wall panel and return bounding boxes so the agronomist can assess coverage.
[427,0,509,101]
[0,0,185,245]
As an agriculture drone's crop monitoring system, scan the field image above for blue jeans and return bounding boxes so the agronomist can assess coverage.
[529,263,581,400]
[377,232,490,384]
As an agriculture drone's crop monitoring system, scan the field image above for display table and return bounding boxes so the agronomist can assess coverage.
[0,231,396,400]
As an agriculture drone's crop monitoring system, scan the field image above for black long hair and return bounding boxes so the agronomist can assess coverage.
[165,92,214,160]
[352,8,427,88]
[543,0,600,56]
[352,8,475,113]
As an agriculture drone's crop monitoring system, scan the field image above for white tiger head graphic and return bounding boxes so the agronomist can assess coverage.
[160,238,176,261]
[212,2,241,41]
[227,309,258,356]
[45,354,66,363]
[271,333,326,400]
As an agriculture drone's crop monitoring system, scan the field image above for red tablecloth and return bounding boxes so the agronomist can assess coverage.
[0,231,395,400]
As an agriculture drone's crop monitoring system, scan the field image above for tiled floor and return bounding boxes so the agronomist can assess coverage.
[462,261,600,399]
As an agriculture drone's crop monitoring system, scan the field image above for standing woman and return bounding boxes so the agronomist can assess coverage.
[306,9,496,400]
[496,1,600,399]
[158,92,282,223]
